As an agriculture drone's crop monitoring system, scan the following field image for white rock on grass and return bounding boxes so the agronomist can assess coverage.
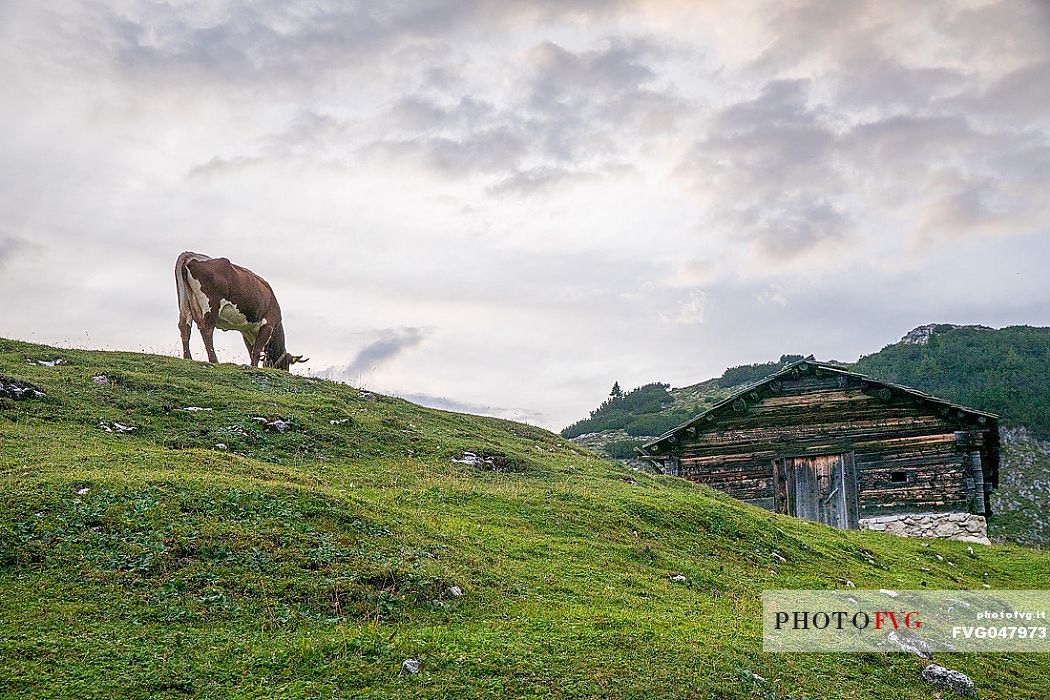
[770,551,787,563]
[921,664,977,697]
[252,417,292,433]
[449,586,464,597]
[401,659,421,675]
[669,574,687,583]
[98,420,137,434]
[887,630,932,659]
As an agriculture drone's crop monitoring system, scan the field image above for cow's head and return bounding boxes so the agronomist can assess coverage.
[266,351,309,371]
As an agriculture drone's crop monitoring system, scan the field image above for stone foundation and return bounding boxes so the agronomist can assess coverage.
[858,512,989,544]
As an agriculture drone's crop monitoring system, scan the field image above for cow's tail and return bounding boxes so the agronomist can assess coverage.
[175,251,210,322]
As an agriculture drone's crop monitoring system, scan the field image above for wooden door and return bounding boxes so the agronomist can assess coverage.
[774,453,858,529]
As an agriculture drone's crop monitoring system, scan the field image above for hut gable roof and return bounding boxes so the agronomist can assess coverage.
[638,357,998,454]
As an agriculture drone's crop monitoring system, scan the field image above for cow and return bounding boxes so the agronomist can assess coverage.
[175,251,307,370]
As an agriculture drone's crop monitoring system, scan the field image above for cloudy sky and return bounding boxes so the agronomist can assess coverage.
[2,1,1049,429]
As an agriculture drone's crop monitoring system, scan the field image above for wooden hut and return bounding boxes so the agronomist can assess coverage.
[637,358,998,537]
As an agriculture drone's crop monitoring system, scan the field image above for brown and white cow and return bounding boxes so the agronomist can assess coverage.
[175,252,307,370]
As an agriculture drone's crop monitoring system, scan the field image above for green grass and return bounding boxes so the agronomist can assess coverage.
[1,337,1049,699]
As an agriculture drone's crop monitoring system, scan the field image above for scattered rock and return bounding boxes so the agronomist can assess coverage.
[76,487,91,495]
[749,671,766,683]
[452,451,483,466]
[0,376,45,400]
[98,420,137,434]
[329,418,350,425]
[966,546,975,557]
[450,450,521,472]
[770,551,787,563]
[92,375,109,384]
[30,358,66,367]
[267,419,291,433]
[622,477,638,486]
[845,580,856,588]
[359,391,377,402]
[669,574,687,583]
[215,443,228,450]
[401,659,421,676]
[921,664,977,697]
[449,586,464,597]
[252,417,293,433]
[888,630,932,659]
[880,589,899,598]
[182,406,213,412]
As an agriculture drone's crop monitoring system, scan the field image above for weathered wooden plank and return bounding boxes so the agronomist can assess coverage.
[662,380,997,520]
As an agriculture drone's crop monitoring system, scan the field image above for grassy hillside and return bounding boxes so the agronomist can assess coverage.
[2,338,1049,699]
[559,356,805,457]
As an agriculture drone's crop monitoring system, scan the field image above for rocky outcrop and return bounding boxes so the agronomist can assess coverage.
[899,323,990,345]
[991,427,1050,548]
[0,376,45,400]
[921,664,977,697]
[859,512,989,544]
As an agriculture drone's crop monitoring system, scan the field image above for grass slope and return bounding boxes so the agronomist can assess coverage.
[1,338,1049,699]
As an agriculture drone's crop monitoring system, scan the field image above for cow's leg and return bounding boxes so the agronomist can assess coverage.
[242,334,255,366]
[249,325,274,368]
[179,316,193,360]
[199,321,219,364]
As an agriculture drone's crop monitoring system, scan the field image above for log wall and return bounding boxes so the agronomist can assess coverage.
[661,371,997,517]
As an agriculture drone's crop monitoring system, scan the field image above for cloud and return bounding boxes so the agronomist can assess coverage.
[362,130,529,178]
[486,162,634,197]
[0,236,33,269]
[335,327,430,378]
[665,259,715,288]
[2,0,1050,434]
[352,36,682,189]
[394,392,547,424]
[78,0,644,93]
[659,289,706,325]
[678,79,853,264]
